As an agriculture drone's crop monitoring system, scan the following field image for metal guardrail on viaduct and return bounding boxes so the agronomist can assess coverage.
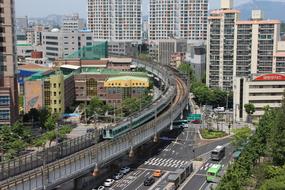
[0,60,189,190]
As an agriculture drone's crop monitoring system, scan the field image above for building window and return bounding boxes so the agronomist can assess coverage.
[53,83,56,88]
[54,92,56,96]
[54,100,57,104]
[86,78,97,96]
[0,96,10,105]
[0,110,10,121]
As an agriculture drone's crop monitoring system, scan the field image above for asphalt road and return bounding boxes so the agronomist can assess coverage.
[93,126,232,190]
[181,144,234,190]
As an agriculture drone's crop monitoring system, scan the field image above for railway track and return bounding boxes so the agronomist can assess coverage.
[0,64,189,190]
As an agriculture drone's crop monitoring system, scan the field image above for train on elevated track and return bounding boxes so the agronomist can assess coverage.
[102,64,177,139]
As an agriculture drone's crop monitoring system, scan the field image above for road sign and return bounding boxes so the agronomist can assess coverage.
[187,114,201,121]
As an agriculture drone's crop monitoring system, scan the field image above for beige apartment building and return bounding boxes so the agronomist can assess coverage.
[0,0,19,125]
[234,10,280,78]
[206,0,240,91]
[207,0,283,91]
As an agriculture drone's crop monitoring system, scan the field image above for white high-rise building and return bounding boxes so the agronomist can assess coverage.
[87,0,141,42]
[62,13,85,32]
[149,0,208,41]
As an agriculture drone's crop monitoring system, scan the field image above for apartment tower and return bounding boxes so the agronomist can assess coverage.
[149,0,208,40]
[87,0,141,42]
[206,0,240,91]
[234,10,280,77]
[0,0,18,125]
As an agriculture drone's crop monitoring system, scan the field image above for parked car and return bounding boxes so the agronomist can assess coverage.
[144,177,155,186]
[119,166,131,174]
[103,179,115,187]
[113,172,124,180]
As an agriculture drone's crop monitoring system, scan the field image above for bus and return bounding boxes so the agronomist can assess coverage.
[206,164,222,183]
[211,145,226,161]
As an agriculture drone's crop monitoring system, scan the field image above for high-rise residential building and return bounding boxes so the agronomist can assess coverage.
[0,0,19,125]
[87,0,141,42]
[62,13,85,32]
[149,0,208,41]
[234,10,280,77]
[206,0,240,91]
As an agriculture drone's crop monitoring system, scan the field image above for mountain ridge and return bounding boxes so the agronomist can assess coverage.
[236,0,285,21]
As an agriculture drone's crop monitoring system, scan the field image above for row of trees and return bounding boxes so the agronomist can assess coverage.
[0,109,72,160]
[217,95,285,189]
[177,63,233,108]
[85,95,152,121]
[0,122,32,160]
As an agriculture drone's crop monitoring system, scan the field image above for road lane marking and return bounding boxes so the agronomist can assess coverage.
[148,171,170,190]
[198,181,207,190]
[121,170,148,190]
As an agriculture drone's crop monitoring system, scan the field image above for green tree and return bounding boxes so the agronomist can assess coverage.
[211,88,227,108]
[122,97,140,116]
[178,63,195,84]
[43,130,57,147]
[270,96,285,166]
[39,108,51,128]
[244,103,256,123]
[44,114,58,131]
[192,83,213,106]
[86,96,109,117]
[232,127,252,149]
[58,125,72,139]
[0,122,32,160]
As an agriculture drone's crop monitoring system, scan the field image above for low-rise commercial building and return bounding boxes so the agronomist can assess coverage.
[42,29,93,60]
[104,76,149,104]
[24,71,73,114]
[233,73,285,122]
[18,64,51,95]
[74,68,148,105]
[101,57,133,71]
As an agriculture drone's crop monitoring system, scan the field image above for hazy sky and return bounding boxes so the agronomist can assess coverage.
[15,0,284,18]
[15,0,220,18]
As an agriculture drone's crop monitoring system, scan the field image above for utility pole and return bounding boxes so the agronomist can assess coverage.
[226,92,229,111]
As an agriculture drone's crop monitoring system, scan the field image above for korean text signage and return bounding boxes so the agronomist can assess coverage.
[255,74,285,81]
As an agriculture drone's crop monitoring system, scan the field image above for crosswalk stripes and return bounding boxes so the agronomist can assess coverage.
[143,157,189,168]
[200,163,225,171]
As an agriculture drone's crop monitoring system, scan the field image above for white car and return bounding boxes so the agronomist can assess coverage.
[119,166,131,174]
[103,179,115,187]
[214,107,225,112]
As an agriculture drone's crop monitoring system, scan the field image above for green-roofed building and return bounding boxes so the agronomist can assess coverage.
[65,41,108,60]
